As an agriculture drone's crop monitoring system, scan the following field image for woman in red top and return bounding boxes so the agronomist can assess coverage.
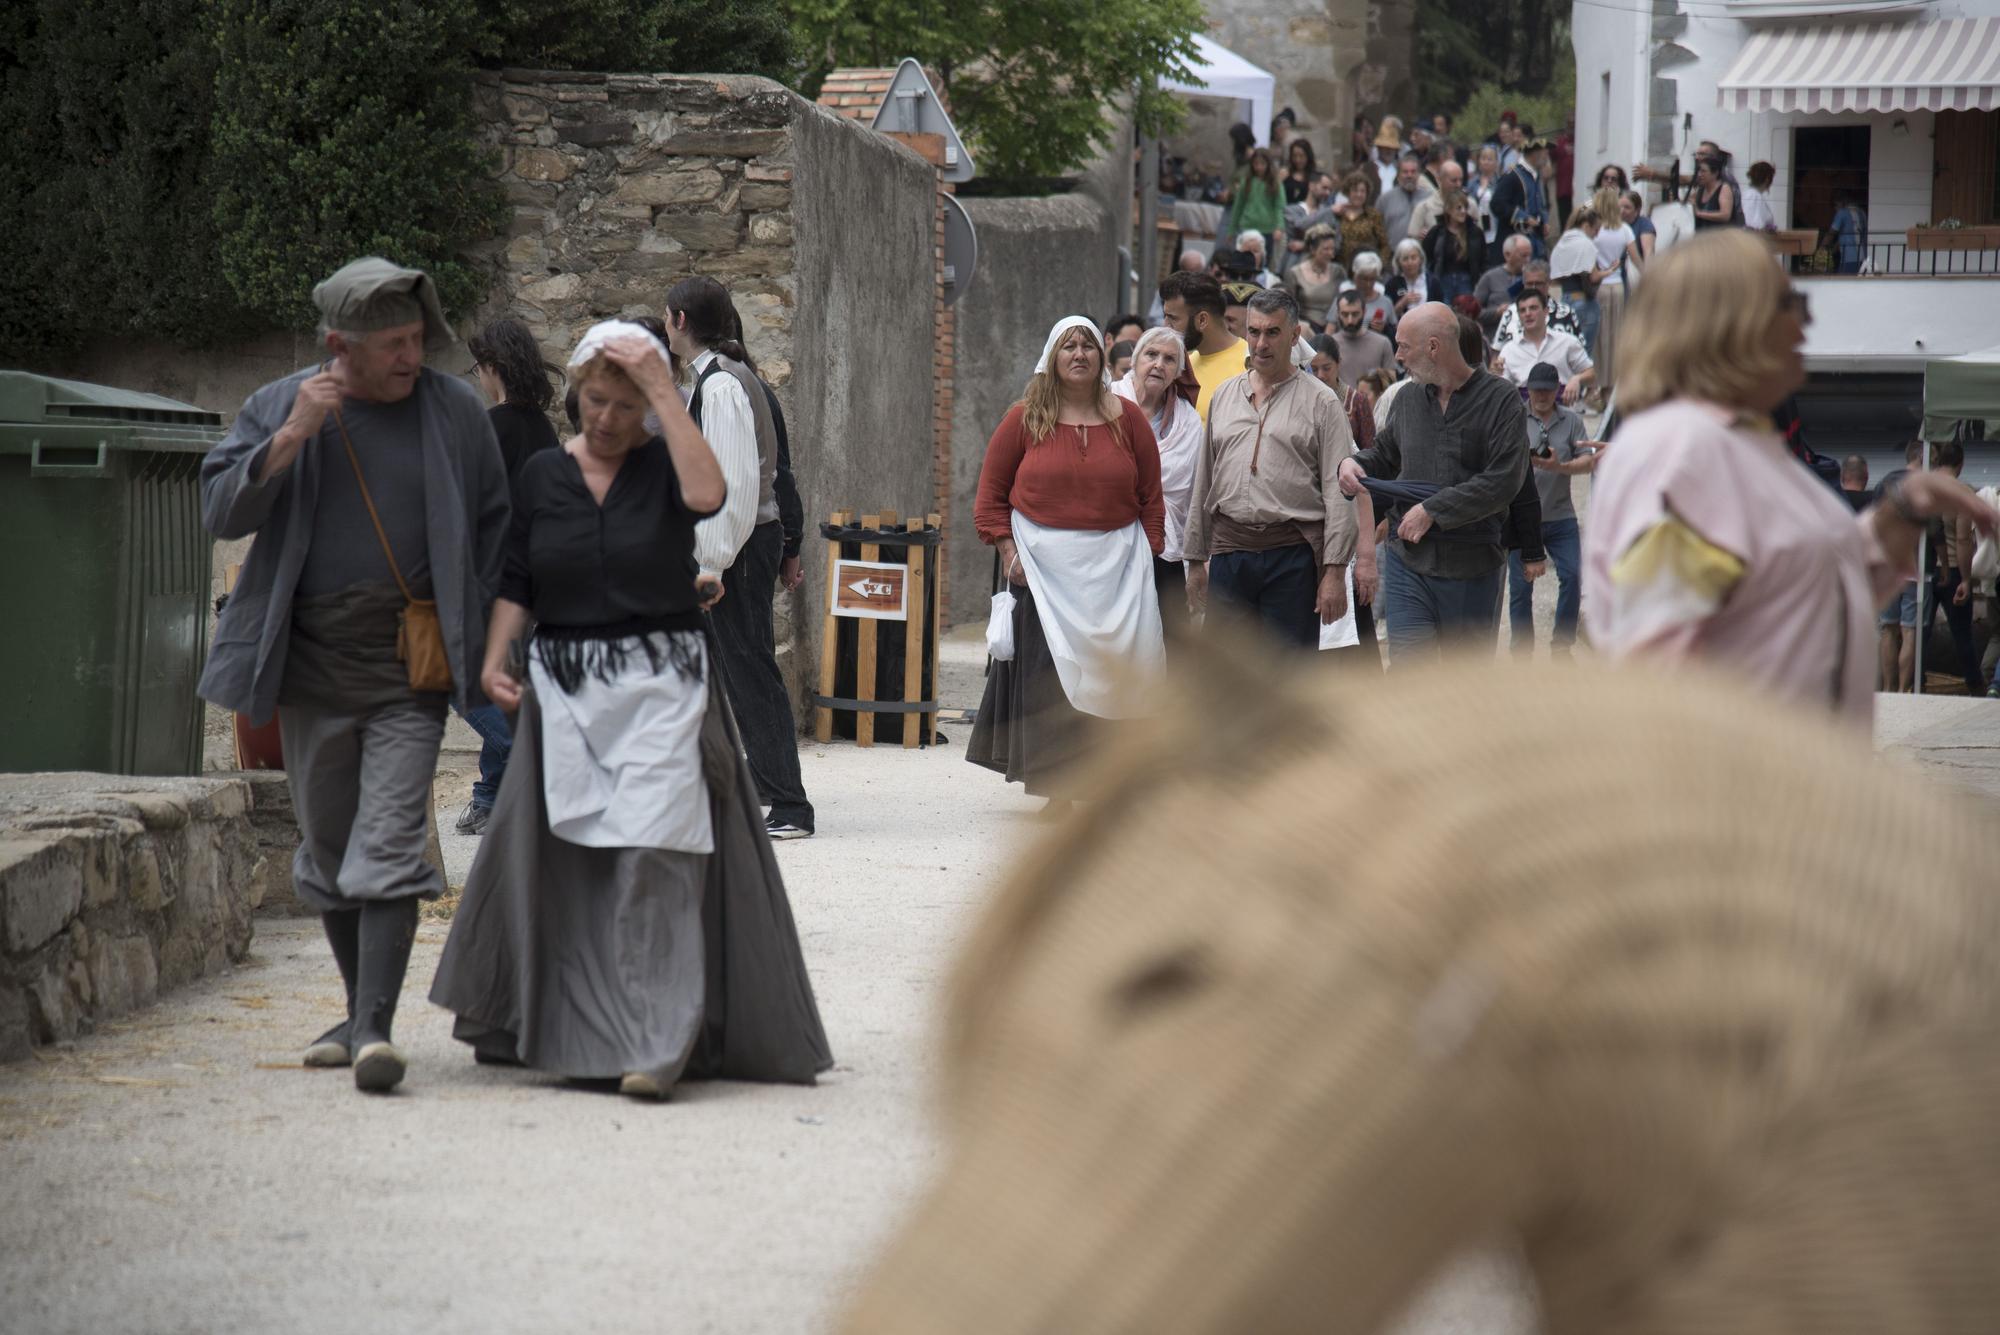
[966,318,1166,805]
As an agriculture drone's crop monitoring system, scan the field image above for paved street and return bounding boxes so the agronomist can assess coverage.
[0,629,1553,1335]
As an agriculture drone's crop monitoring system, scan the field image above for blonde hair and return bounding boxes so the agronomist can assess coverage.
[1618,229,1791,416]
[1566,204,1600,230]
[1020,326,1126,447]
[570,354,639,395]
[1592,186,1623,224]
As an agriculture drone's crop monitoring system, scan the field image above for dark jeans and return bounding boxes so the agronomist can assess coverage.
[1927,571,1986,696]
[1208,544,1320,649]
[457,703,513,810]
[1379,543,1503,666]
[1506,517,1582,653]
[711,521,813,831]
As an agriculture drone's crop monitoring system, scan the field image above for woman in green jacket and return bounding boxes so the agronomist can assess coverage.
[1228,147,1285,252]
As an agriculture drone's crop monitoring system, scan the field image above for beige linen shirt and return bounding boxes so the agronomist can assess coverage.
[1183,369,1359,567]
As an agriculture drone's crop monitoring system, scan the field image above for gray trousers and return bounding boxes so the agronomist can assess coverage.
[279,699,447,913]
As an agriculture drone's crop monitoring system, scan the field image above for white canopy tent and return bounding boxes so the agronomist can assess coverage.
[1160,34,1278,148]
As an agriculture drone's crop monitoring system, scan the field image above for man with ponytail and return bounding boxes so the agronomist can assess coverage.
[664,276,816,840]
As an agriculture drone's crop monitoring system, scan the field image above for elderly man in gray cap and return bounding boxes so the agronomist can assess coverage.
[199,257,510,1093]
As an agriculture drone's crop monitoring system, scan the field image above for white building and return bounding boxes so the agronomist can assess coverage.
[1572,0,2000,386]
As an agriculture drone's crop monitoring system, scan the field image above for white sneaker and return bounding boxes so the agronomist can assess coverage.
[765,818,813,840]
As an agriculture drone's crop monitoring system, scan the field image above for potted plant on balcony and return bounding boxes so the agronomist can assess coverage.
[1907,218,2000,251]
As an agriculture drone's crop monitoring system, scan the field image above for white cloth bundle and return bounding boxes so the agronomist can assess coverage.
[567,318,671,369]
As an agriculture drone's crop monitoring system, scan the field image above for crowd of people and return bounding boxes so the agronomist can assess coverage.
[1170,109,1834,425]
[970,222,1998,804]
[199,257,832,1098]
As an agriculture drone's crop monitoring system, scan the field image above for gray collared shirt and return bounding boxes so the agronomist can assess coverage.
[1351,368,1528,579]
[1526,405,1588,522]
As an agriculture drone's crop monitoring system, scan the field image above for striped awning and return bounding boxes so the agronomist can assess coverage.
[1718,18,2000,113]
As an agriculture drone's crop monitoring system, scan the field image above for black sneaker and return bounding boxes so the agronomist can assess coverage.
[765,817,813,841]
[454,801,492,835]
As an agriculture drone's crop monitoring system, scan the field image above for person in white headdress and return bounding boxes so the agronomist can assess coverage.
[429,320,832,1101]
[967,317,1166,808]
[1112,325,1204,634]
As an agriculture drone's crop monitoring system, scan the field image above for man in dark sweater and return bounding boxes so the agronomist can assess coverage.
[1338,302,1527,665]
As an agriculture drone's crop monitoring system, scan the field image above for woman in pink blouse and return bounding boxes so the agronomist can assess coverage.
[1584,230,1996,724]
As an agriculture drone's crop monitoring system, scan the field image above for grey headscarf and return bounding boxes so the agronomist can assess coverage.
[312,257,454,352]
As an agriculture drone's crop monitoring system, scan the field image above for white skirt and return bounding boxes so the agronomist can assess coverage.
[530,632,713,853]
[1009,514,1165,719]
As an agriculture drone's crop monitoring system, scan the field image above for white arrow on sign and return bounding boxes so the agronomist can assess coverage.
[847,578,897,599]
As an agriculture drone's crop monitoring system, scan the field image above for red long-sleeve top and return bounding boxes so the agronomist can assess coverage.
[973,399,1166,555]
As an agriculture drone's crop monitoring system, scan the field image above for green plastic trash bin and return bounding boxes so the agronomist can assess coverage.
[0,372,225,776]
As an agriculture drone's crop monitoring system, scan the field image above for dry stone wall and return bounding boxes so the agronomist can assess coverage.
[468,70,939,717]
[0,775,265,1060]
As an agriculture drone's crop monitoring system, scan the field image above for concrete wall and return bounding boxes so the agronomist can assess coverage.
[946,191,1118,625]
[1800,275,2000,369]
[787,92,942,673]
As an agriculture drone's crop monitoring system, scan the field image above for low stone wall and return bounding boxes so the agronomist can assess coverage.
[0,775,265,1060]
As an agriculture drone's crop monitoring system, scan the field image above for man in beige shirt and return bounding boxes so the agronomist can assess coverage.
[1184,289,1373,649]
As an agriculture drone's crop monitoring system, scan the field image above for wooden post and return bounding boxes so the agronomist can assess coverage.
[815,510,849,743]
[903,517,926,747]
[927,513,942,738]
[856,513,885,747]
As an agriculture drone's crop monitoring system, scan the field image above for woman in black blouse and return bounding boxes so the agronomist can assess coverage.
[430,321,832,1101]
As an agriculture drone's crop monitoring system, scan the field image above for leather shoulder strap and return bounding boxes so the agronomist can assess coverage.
[329,405,416,603]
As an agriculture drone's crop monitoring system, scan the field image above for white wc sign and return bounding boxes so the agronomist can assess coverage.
[831,559,908,621]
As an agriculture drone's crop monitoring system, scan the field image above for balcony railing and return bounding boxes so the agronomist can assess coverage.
[1788,229,2000,278]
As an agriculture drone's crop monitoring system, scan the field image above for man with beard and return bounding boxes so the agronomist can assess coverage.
[1160,272,1245,422]
[1328,291,1396,391]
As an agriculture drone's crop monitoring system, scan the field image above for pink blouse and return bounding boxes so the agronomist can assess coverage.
[1583,400,1893,727]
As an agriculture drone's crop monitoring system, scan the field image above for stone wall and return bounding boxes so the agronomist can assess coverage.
[946,191,1120,625]
[31,70,939,727]
[1166,2,1409,185]
[0,775,265,1060]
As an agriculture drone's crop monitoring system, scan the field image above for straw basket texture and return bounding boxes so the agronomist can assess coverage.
[843,647,2000,1334]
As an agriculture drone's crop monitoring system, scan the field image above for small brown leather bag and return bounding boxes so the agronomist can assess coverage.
[330,405,453,693]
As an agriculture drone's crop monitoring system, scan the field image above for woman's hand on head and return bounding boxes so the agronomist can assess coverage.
[599,335,676,396]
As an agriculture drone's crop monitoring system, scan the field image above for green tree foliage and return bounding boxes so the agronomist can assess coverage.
[208,0,503,331]
[0,0,794,361]
[474,0,793,79]
[0,0,253,361]
[1414,0,1570,128]
[789,0,1204,184]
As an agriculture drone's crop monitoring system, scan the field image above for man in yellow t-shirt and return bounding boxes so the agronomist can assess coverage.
[1159,272,1245,422]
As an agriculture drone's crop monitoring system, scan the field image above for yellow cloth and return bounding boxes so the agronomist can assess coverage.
[1610,513,1747,602]
[1189,340,1246,422]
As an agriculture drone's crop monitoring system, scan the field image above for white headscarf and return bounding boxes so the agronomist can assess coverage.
[567,318,670,369]
[1034,316,1112,388]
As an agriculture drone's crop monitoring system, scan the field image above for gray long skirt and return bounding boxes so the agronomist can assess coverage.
[429,653,833,1088]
